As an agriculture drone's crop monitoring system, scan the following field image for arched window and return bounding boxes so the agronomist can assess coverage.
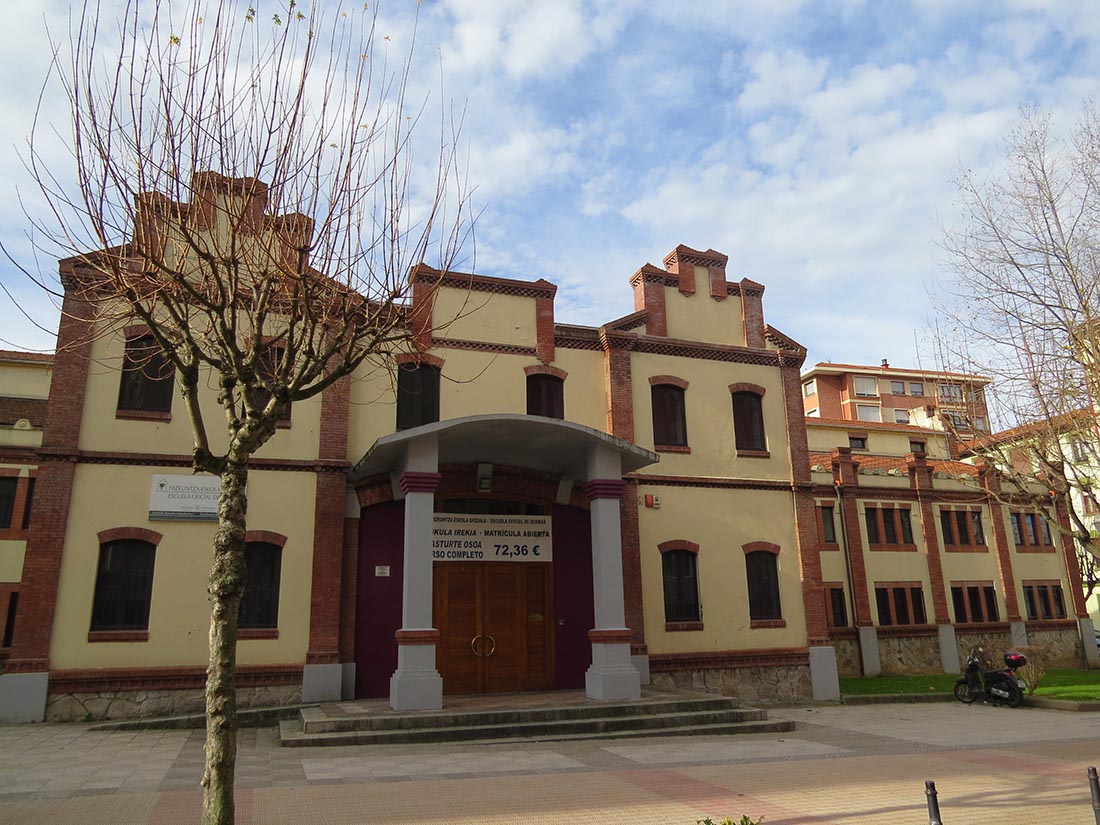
[651,384,687,447]
[732,391,766,452]
[397,363,441,429]
[240,541,282,629]
[526,374,564,419]
[745,550,781,621]
[661,549,699,623]
[91,539,157,631]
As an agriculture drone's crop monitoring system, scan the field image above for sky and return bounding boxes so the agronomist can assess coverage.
[1,0,1099,370]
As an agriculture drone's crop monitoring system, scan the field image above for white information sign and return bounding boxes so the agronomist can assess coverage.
[432,514,552,562]
[149,474,221,521]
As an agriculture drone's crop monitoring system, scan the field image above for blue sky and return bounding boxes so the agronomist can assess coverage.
[2,0,1099,368]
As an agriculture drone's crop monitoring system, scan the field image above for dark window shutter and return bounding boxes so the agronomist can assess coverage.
[397,364,441,429]
[746,551,781,620]
[526,375,564,419]
[732,392,765,450]
[90,540,156,631]
[651,385,687,446]
[662,550,699,622]
[239,542,282,629]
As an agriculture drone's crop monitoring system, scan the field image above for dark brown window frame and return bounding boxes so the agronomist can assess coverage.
[116,330,174,419]
[863,504,916,550]
[730,385,767,456]
[1011,510,1055,552]
[874,581,928,626]
[659,541,701,628]
[950,580,1000,624]
[939,506,987,552]
[1022,580,1067,620]
[744,544,783,625]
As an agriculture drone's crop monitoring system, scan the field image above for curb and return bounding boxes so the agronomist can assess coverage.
[840,693,954,705]
[1023,696,1100,712]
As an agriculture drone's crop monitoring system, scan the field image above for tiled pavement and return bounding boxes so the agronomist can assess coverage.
[3,702,1100,823]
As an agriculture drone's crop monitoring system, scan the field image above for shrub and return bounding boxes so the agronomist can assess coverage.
[1014,645,1048,695]
[697,817,762,825]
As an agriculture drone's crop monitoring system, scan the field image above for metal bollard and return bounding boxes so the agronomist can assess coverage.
[1088,766,1100,825]
[925,780,944,825]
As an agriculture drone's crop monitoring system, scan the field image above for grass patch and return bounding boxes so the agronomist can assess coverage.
[840,669,1100,700]
[839,674,958,695]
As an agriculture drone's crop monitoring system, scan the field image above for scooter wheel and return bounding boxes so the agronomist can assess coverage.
[954,681,977,704]
[1003,680,1023,708]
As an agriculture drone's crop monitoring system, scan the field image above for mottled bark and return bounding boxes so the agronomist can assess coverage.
[201,457,249,825]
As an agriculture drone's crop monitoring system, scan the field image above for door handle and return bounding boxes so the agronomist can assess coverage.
[483,634,496,657]
[470,634,484,657]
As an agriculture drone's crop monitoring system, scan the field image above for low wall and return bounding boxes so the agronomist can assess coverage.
[648,648,812,704]
[828,630,861,678]
[877,626,941,674]
[46,683,302,722]
[1027,622,1084,669]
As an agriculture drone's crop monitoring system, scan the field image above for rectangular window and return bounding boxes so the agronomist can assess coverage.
[826,586,848,628]
[941,507,985,548]
[893,409,910,424]
[856,404,881,422]
[1071,440,1087,462]
[397,364,441,430]
[1084,495,1098,516]
[732,392,766,452]
[117,333,174,414]
[652,384,688,447]
[875,583,926,626]
[864,508,880,544]
[527,375,564,419]
[1022,582,1067,620]
[909,382,924,396]
[252,345,292,423]
[909,440,926,454]
[0,478,15,529]
[90,540,156,632]
[849,435,868,450]
[820,505,837,544]
[854,376,878,397]
[899,509,914,544]
[1012,511,1053,548]
[938,383,963,401]
[803,380,816,397]
[662,550,700,623]
[239,542,282,629]
[890,381,906,395]
[866,506,915,548]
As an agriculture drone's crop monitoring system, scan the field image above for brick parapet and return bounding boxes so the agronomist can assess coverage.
[603,346,635,443]
[535,295,555,364]
[739,278,766,348]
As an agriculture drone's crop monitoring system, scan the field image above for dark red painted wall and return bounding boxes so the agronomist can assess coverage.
[355,500,405,698]
[551,504,595,689]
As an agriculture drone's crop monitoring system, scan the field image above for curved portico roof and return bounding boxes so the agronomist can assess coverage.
[349,414,659,482]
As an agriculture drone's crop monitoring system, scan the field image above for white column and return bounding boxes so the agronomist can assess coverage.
[584,444,641,701]
[389,436,444,711]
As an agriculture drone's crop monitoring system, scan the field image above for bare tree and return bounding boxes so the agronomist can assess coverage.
[934,104,1100,592]
[13,1,469,823]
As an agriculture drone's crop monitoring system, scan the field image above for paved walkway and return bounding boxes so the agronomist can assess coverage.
[3,702,1100,823]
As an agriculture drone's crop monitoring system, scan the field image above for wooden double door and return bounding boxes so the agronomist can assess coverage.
[433,562,554,694]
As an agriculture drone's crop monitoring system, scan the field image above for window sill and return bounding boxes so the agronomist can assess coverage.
[115,409,172,422]
[665,621,703,632]
[0,529,29,541]
[750,619,786,629]
[275,418,292,430]
[1014,545,1056,554]
[943,544,989,553]
[88,630,149,643]
[735,449,770,459]
[238,628,279,640]
[868,543,918,552]
[654,444,691,454]
[821,542,840,551]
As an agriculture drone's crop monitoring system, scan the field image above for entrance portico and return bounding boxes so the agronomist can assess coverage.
[348,414,658,711]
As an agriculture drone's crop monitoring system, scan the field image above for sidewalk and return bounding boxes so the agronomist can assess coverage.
[2,702,1099,823]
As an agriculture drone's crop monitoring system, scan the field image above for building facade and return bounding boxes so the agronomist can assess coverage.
[0,179,1092,722]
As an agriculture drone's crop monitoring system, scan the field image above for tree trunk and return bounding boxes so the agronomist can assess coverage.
[201,458,249,825]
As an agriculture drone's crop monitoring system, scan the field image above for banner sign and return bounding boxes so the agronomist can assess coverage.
[432,514,552,562]
[149,474,221,521]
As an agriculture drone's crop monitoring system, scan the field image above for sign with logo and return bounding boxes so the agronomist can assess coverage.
[149,474,221,521]
[431,514,552,562]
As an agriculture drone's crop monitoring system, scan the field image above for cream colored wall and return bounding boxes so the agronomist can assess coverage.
[0,429,41,448]
[49,464,316,669]
[432,287,536,348]
[854,500,933,616]
[805,425,952,458]
[637,487,806,653]
[78,327,323,461]
[551,348,606,431]
[662,283,745,347]
[0,465,33,582]
[0,360,51,399]
[631,354,790,481]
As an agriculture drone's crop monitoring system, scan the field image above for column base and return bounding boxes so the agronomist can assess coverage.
[938,624,961,674]
[630,654,651,686]
[341,662,357,700]
[1079,618,1100,668]
[858,626,881,677]
[585,641,640,701]
[1010,621,1029,649]
[302,663,343,703]
[0,671,48,723]
[389,639,443,711]
[808,646,840,701]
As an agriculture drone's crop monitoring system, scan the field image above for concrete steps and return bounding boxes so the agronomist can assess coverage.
[278,692,794,747]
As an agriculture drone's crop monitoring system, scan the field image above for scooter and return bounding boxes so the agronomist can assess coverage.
[953,647,1027,707]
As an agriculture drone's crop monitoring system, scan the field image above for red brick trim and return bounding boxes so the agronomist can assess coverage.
[742,541,780,555]
[953,620,1011,634]
[97,527,163,546]
[602,331,788,366]
[1054,498,1089,617]
[238,628,279,640]
[658,540,699,555]
[401,472,442,495]
[649,375,689,389]
[604,346,634,441]
[36,447,351,474]
[524,364,567,380]
[585,479,626,501]
[740,278,766,348]
[735,449,771,459]
[588,629,633,644]
[432,337,537,357]
[395,629,441,645]
[535,295,555,364]
[411,271,437,352]
[395,352,445,370]
[48,664,303,693]
[87,630,149,643]
[729,382,766,397]
[411,266,557,300]
[654,444,691,454]
[664,621,704,632]
[649,647,808,672]
[630,265,668,336]
[750,619,787,629]
[1024,618,1078,631]
[875,625,938,638]
[628,474,795,492]
[115,409,172,422]
[244,530,288,548]
[619,478,645,648]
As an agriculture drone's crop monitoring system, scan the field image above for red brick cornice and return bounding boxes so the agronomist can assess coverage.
[657,540,699,555]
[524,364,567,380]
[395,352,445,369]
[400,471,442,494]
[742,541,781,555]
[585,479,626,500]
[729,382,766,396]
[395,629,441,645]
[35,447,351,474]
[48,664,302,693]
[245,530,288,547]
[649,647,809,672]
[97,527,163,546]
[411,266,557,299]
[649,374,689,389]
[587,629,633,644]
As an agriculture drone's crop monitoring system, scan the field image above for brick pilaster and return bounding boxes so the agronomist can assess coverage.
[1055,496,1090,618]
[908,453,951,624]
[740,278,766,348]
[978,464,1021,621]
[619,483,645,648]
[535,295,555,364]
[832,448,872,626]
[8,290,95,670]
[603,342,634,443]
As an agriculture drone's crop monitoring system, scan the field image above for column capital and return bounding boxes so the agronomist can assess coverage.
[400,471,442,494]
[395,629,441,645]
[585,479,626,501]
[588,628,633,644]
